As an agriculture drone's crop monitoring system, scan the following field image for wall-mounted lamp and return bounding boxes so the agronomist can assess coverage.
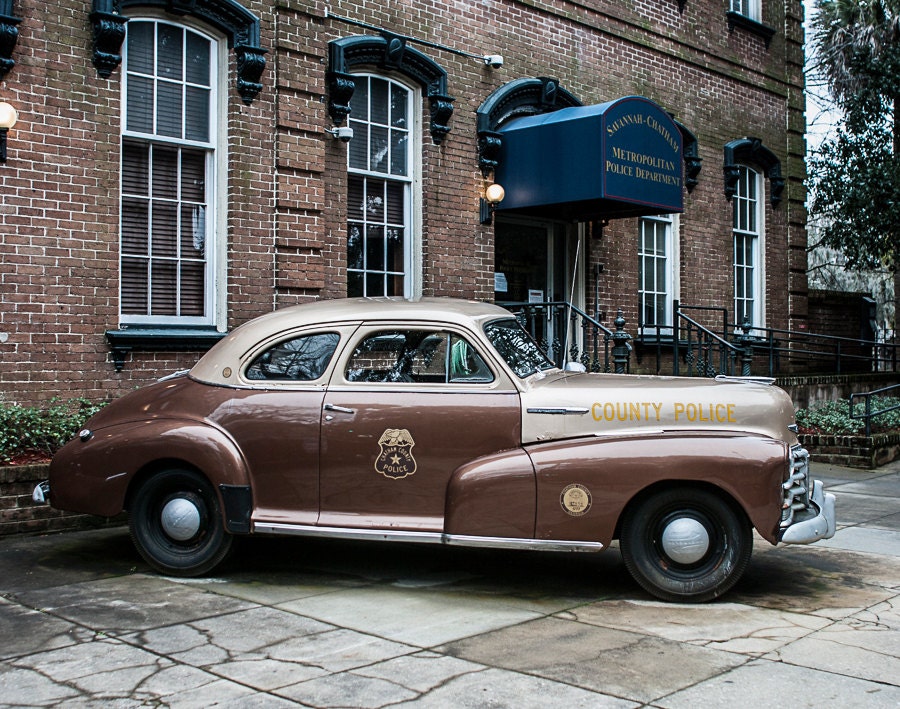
[480,181,505,225]
[484,182,505,204]
[325,125,354,143]
[0,101,16,163]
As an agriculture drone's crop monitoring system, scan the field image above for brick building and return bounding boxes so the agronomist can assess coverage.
[0,0,807,403]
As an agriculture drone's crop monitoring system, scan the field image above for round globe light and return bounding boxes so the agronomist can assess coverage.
[485,182,505,204]
[0,102,17,130]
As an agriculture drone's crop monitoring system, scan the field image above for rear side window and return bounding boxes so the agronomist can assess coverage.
[246,332,340,381]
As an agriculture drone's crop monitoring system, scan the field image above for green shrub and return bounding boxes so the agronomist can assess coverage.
[795,396,900,436]
[0,398,106,464]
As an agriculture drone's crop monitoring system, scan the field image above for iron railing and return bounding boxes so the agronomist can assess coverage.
[637,300,900,378]
[849,383,900,437]
[504,301,631,373]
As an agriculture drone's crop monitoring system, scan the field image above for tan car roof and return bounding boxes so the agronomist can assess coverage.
[190,297,514,386]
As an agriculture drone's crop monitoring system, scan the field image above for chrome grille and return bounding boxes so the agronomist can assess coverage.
[781,445,811,527]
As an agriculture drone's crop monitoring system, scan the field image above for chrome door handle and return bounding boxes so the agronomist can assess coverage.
[324,403,356,414]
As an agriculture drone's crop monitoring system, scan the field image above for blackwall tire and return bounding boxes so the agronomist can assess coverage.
[129,468,232,577]
[619,487,752,603]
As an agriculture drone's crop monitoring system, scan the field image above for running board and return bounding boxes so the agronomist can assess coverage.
[252,522,604,553]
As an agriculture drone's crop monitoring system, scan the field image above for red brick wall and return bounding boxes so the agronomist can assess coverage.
[0,0,806,404]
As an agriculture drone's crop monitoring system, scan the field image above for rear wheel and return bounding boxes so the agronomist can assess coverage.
[129,468,232,577]
[619,487,752,602]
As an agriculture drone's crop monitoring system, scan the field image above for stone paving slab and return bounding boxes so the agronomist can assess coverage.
[1,461,898,707]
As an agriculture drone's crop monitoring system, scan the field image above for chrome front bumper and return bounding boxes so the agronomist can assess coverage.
[32,481,50,504]
[779,446,836,544]
[779,479,836,544]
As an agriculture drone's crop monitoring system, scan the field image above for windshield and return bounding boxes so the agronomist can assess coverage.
[484,318,557,378]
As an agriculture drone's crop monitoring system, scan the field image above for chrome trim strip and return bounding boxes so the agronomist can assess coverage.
[252,522,604,552]
[526,407,590,415]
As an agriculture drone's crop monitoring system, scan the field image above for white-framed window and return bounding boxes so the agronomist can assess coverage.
[730,0,761,22]
[638,214,677,334]
[733,166,763,328]
[346,74,419,298]
[120,18,220,325]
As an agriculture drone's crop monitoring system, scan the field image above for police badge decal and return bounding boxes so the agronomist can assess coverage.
[375,428,417,479]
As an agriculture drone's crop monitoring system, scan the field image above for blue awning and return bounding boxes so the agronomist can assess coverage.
[494,96,684,221]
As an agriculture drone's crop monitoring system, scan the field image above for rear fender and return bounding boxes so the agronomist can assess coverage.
[49,419,250,519]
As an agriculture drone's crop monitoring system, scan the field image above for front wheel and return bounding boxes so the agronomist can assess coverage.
[619,487,752,603]
[129,468,232,577]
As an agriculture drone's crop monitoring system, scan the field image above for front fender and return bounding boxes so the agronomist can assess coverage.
[49,418,250,518]
[526,432,788,545]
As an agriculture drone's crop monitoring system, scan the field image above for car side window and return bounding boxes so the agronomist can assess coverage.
[345,330,494,384]
[246,332,341,381]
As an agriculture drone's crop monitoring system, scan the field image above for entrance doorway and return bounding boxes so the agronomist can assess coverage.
[494,218,585,351]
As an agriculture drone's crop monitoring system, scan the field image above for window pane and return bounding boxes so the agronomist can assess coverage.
[180,261,205,316]
[390,84,407,128]
[185,32,210,86]
[348,121,368,170]
[151,261,177,315]
[121,258,149,314]
[157,24,183,80]
[151,202,178,257]
[122,198,149,254]
[371,78,389,124]
[126,76,154,134]
[185,86,209,142]
[351,77,369,121]
[370,125,389,172]
[390,130,407,176]
[348,224,363,269]
[122,142,149,195]
[366,180,385,220]
[181,204,205,256]
[157,81,183,138]
[366,226,385,270]
[152,146,178,198]
[348,272,364,297]
[246,333,341,381]
[386,182,404,223]
[180,150,205,201]
[126,22,154,74]
[347,175,365,220]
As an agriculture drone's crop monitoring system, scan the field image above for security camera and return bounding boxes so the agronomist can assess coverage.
[483,55,504,69]
[326,126,354,142]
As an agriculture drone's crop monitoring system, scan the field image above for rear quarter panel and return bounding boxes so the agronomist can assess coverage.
[49,418,250,518]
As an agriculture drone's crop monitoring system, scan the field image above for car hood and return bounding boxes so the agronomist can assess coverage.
[520,371,797,446]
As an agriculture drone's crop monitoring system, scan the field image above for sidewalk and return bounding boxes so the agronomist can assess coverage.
[1,462,898,707]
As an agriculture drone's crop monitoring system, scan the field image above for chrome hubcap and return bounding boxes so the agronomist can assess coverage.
[661,517,710,564]
[160,497,202,541]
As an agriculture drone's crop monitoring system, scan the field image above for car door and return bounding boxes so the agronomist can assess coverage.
[318,324,522,531]
[216,326,356,526]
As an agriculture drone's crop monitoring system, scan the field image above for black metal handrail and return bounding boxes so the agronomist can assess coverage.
[638,301,899,377]
[849,383,900,437]
[504,301,631,373]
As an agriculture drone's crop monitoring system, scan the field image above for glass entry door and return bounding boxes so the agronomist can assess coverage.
[494,219,583,354]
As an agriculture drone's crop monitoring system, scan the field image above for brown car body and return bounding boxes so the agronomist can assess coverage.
[42,298,836,601]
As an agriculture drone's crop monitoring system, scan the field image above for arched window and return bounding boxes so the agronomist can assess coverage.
[119,18,222,324]
[346,74,418,298]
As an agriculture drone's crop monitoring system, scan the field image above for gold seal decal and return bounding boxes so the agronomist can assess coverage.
[375,429,417,479]
[560,484,592,517]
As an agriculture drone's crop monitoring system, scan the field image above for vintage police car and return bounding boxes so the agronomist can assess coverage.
[38,298,836,602]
